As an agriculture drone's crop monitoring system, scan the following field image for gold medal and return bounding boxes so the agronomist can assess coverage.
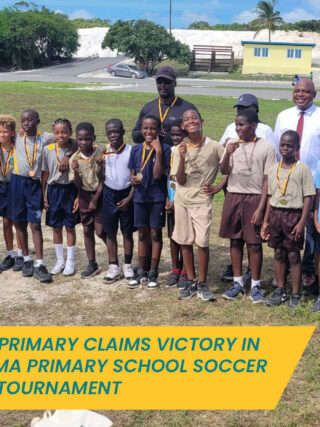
[233,142,239,148]
[136,172,143,180]
[170,182,176,189]
[28,170,35,177]
[280,199,287,206]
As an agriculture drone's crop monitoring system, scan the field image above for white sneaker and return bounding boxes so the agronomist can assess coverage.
[50,260,65,275]
[103,264,122,283]
[123,263,134,279]
[63,260,75,276]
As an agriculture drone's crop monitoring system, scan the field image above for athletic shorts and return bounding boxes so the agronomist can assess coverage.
[46,183,80,229]
[172,203,212,247]
[7,174,43,223]
[219,192,262,244]
[268,206,303,253]
[78,188,103,227]
[0,181,9,217]
[102,185,134,234]
[134,202,166,229]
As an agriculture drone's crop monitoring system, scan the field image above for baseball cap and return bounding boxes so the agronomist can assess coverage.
[155,66,176,81]
[233,94,259,108]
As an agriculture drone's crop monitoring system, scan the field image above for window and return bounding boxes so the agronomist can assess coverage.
[287,49,302,59]
[254,47,269,57]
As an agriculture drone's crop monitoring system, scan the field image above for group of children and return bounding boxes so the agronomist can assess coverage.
[0,107,319,312]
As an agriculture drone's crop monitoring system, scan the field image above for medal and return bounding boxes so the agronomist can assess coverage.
[234,142,240,148]
[280,199,287,206]
[136,172,143,180]
[170,182,176,189]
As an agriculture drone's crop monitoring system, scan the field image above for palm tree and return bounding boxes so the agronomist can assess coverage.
[250,0,284,42]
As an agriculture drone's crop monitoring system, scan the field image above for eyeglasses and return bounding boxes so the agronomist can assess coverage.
[156,78,173,85]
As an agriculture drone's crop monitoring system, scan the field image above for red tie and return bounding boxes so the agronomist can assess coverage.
[296,111,304,160]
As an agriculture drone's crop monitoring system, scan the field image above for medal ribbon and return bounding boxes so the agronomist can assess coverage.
[24,131,41,169]
[236,136,257,146]
[78,148,97,162]
[276,161,297,195]
[102,142,125,158]
[158,96,178,123]
[140,142,154,172]
[187,135,205,149]
[0,146,13,178]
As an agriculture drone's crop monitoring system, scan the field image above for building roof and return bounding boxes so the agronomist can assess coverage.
[241,41,316,48]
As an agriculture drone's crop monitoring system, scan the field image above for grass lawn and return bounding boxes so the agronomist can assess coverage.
[0,82,319,426]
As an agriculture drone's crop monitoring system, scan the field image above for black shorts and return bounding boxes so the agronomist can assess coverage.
[102,185,134,234]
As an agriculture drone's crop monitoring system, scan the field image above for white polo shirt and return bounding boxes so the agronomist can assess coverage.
[274,104,320,176]
[104,144,131,190]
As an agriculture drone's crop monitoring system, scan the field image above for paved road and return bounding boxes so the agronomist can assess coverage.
[0,57,317,101]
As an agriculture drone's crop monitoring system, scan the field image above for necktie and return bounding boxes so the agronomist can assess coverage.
[296,111,304,160]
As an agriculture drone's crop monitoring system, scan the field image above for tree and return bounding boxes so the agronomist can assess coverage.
[188,21,211,30]
[250,0,283,42]
[102,19,191,75]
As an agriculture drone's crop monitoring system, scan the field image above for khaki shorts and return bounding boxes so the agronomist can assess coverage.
[172,203,212,247]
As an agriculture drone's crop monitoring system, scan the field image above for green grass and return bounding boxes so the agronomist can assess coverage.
[0,82,319,427]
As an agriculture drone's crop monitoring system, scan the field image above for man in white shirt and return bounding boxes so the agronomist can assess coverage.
[274,78,320,294]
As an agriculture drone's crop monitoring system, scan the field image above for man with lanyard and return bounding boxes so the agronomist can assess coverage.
[274,78,320,295]
[132,66,198,146]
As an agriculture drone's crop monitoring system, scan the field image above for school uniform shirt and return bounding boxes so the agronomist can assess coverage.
[13,132,54,180]
[69,147,102,192]
[42,143,71,185]
[219,122,277,151]
[221,137,277,194]
[104,144,131,190]
[268,161,315,209]
[128,142,171,203]
[274,104,320,175]
[171,137,224,207]
[0,147,14,183]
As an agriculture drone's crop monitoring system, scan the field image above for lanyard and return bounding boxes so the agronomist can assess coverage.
[158,97,177,123]
[276,161,297,195]
[24,132,41,168]
[140,142,154,172]
[77,148,96,162]
[187,135,205,149]
[103,142,125,158]
[0,146,13,177]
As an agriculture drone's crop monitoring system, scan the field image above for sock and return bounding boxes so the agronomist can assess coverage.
[172,268,180,274]
[7,250,15,258]
[54,244,64,263]
[35,259,43,267]
[23,255,32,262]
[181,270,187,276]
[124,254,132,264]
[234,276,244,287]
[251,279,261,289]
[67,245,75,262]
[17,249,23,257]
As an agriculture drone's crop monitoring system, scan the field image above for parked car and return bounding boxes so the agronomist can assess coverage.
[108,64,147,79]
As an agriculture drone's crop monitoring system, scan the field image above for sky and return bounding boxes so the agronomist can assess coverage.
[1,0,320,28]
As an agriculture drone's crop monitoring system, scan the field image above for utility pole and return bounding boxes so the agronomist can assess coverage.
[169,0,172,34]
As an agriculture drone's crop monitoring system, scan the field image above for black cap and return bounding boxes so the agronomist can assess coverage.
[155,66,176,81]
[233,94,259,108]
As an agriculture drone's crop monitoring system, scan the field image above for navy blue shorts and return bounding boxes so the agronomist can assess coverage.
[0,181,9,217]
[134,202,166,229]
[102,185,134,234]
[7,175,43,223]
[46,183,80,229]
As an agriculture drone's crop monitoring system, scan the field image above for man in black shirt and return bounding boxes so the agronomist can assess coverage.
[132,66,198,146]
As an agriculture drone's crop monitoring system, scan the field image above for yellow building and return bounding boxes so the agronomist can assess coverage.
[241,41,315,75]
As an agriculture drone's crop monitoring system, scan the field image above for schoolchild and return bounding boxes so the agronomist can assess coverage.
[219,109,277,303]
[70,122,105,279]
[171,109,226,301]
[0,115,23,272]
[7,109,54,282]
[261,130,315,308]
[313,160,320,312]
[42,119,79,276]
[98,118,134,283]
[128,114,171,289]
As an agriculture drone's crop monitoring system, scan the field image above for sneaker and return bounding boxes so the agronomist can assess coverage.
[250,286,265,304]
[220,264,233,281]
[34,264,52,283]
[103,264,122,283]
[177,272,188,289]
[302,273,318,297]
[245,267,252,285]
[50,260,65,275]
[312,295,320,312]
[147,270,159,289]
[222,282,245,300]
[81,261,100,279]
[123,264,134,280]
[13,256,24,272]
[22,260,34,277]
[197,282,216,301]
[166,270,180,288]
[266,287,288,307]
[289,292,302,309]
[127,268,148,289]
[178,280,197,300]
[0,255,15,271]
[63,261,75,276]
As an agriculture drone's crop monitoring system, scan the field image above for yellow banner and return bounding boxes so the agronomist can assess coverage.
[0,326,314,410]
